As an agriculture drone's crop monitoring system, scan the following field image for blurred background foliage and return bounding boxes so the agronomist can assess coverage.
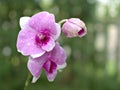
[0,0,120,90]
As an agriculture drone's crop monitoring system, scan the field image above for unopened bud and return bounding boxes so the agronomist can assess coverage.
[62,18,87,38]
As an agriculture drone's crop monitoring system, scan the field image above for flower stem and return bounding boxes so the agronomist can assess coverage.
[24,72,32,90]
[58,19,68,25]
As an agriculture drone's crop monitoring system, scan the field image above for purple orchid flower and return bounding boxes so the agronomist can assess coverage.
[16,11,61,58]
[27,43,67,82]
[62,18,87,38]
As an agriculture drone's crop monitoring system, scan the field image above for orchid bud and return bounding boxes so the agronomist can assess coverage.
[62,18,87,38]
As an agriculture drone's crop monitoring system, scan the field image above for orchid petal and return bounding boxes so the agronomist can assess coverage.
[29,11,57,35]
[68,18,85,28]
[43,60,57,82]
[32,76,40,83]
[49,43,67,65]
[16,28,45,57]
[27,54,48,78]
[52,23,61,40]
[46,70,57,82]
[27,58,42,78]
[41,37,55,52]
[57,62,67,71]
[62,20,81,37]
[19,17,30,29]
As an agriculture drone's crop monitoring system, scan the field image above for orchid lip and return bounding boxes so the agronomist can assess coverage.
[35,34,50,46]
[78,27,87,37]
[78,28,85,36]
[43,60,57,74]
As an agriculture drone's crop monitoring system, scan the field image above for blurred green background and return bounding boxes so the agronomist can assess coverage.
[0,0,120,90]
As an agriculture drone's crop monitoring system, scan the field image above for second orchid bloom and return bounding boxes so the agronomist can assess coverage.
[16,11,87,82]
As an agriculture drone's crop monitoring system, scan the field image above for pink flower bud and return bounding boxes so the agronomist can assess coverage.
[62,18,87,38]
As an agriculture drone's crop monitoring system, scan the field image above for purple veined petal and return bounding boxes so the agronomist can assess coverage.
[51,23,61,40]
[41,37,55,52]
[27,54,48,82]
[49,43,67,65]
[27,58,43,78]
[43,60,57,82]
[16,27,45,58]
[29,11,57,35]
[19,17,30,29]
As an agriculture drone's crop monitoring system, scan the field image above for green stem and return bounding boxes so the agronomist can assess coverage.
[58,19,68,25]
[24,72,32,90]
